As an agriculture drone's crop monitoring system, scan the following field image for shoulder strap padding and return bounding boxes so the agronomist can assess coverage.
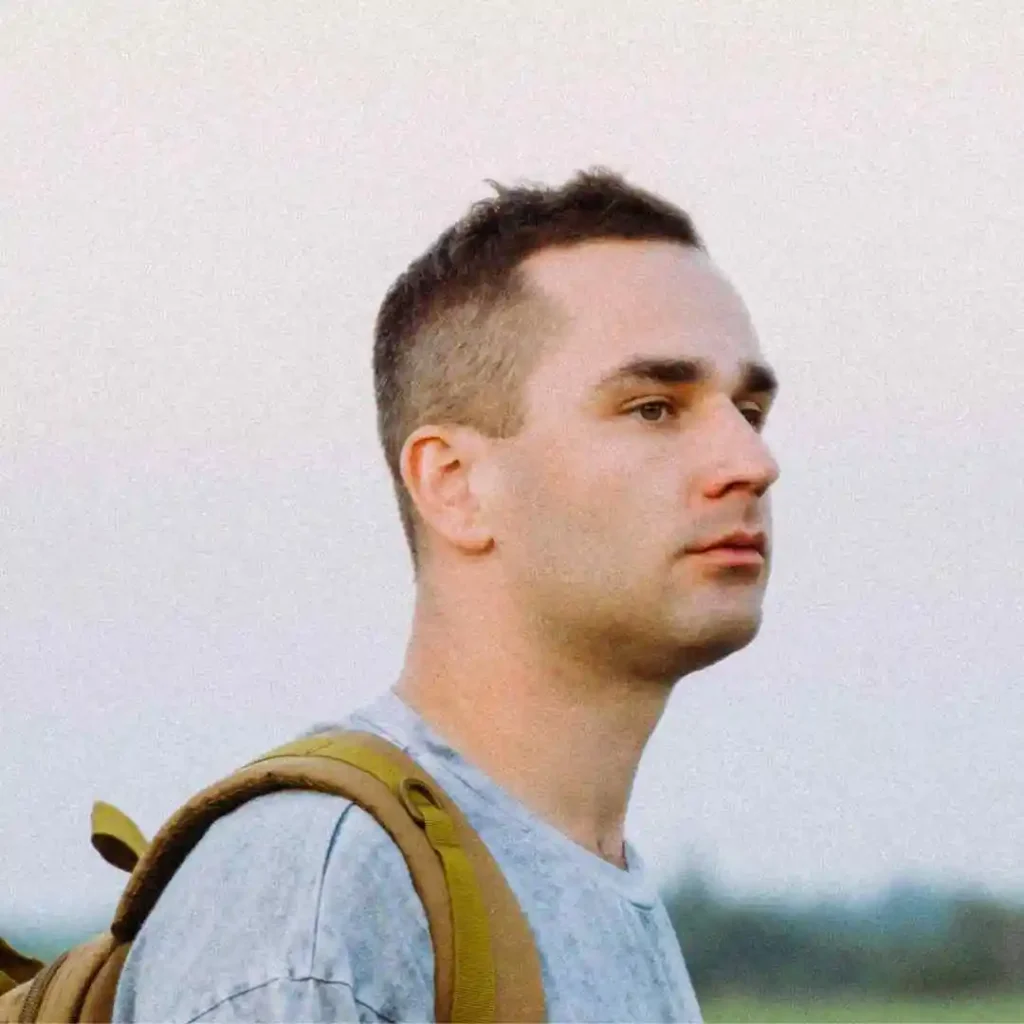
[23,933,122,1024]
[111,731,545,1023]
[77,941,130,1023]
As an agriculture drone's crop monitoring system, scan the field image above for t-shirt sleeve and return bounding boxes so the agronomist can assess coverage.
[112,790,436,1023]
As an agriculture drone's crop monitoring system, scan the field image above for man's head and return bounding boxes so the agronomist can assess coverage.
[373,169,779,682]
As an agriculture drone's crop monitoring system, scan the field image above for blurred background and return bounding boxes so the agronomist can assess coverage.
[2,1,1022,1019]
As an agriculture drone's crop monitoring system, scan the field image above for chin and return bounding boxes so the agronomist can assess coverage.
[612,608,762,684]
[676,606,764,673]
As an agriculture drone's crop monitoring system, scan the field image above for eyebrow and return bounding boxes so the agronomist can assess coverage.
[593,356,779,398]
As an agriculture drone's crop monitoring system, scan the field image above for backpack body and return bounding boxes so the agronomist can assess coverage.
[0,731,546,1022]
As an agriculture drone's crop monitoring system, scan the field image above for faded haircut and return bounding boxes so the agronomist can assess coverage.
[372,168,706,569]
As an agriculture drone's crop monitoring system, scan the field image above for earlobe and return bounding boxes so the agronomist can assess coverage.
[400,426,495,556]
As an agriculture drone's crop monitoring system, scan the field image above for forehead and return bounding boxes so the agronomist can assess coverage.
[521,240,763,387]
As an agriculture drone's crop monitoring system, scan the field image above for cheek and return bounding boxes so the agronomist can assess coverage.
[505,435,676,546]
[499,439,595,548]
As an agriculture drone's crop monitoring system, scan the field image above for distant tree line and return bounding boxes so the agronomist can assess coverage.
[8,869,1024,1000]
[665,870,1024,999]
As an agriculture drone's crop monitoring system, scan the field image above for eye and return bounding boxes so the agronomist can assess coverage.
[629,399,676,423]
[738,402,767,430]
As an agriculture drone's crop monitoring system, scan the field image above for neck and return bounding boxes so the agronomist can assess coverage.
[393,582,674,869]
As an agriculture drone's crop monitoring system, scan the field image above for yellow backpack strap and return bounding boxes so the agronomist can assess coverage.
[250,734,546,1023]
[253,736,495,1020]
[109,730,546,1023]
[91,801,150,873]
[0,937,44,992]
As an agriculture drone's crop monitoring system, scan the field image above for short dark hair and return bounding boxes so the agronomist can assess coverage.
[372,167,705,567]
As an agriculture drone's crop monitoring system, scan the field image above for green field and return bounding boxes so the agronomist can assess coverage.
[702,993,1024,1022]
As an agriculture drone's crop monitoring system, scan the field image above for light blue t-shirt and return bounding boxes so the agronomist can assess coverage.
[112,691,702,1022]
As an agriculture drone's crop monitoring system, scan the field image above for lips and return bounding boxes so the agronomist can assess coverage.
[689,531,767,556]
[692,545,765,567]
[687,531,767,567]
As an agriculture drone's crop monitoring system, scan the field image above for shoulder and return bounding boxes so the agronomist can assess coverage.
[113,790,435,1023]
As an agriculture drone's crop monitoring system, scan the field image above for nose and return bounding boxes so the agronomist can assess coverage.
[699,401,780,500]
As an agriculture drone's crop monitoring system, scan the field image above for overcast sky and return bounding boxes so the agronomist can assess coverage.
[2,0,1022,927]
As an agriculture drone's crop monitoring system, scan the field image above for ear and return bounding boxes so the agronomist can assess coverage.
[400,424,496,556]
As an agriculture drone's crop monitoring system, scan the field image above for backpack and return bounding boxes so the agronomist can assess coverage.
[0,730,546,1022]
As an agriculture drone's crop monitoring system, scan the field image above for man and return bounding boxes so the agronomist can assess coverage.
[113,169,780,1022]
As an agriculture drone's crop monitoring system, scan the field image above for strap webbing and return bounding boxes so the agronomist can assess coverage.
[91,801,149,873]
[249,735,498,1024]
[0,937,44,987]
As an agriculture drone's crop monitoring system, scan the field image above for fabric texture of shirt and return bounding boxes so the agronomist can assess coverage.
[112,690,703,1023]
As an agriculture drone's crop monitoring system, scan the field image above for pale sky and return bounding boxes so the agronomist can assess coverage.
[2,0,1022,927]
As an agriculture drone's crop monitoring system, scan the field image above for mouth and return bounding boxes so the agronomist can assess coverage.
[686,531,767,568]
[691,546,765,568]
